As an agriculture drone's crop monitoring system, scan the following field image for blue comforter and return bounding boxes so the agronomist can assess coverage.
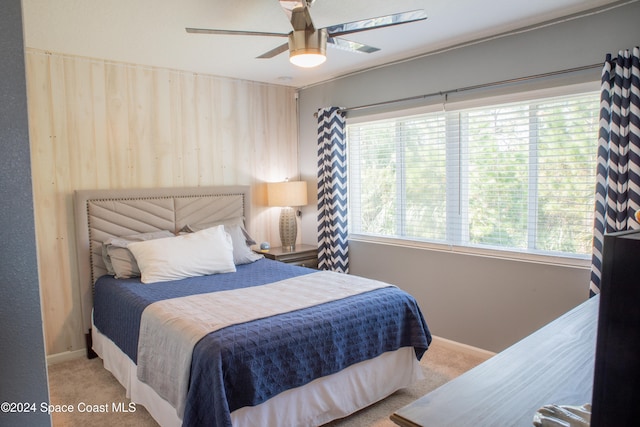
[93,258,431,427]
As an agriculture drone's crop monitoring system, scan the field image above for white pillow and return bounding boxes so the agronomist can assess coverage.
[102,230,175,278]
[127,225,236,284]
[180,219,262,265]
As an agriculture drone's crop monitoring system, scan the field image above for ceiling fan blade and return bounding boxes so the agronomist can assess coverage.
[256,42,290,59]
[186,27,288,37]
[325,9,427,38]
[327,37,379,54]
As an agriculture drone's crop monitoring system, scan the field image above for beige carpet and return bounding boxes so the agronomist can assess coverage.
[47,340,490,426]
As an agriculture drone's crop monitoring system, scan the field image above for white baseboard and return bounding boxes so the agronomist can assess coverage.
[431,335,496,360]
[46,339,494,365]
[47,348,86,365]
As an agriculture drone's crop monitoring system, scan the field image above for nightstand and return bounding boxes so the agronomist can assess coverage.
[255,244,318,269]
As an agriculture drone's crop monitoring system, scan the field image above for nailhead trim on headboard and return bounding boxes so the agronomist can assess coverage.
[74,186,250,334]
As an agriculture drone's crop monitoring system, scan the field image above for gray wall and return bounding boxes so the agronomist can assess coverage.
[298,1,640,352]
[0,1,51,426]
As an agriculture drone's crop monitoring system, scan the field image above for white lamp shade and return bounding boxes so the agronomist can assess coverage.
[267,181,308,207]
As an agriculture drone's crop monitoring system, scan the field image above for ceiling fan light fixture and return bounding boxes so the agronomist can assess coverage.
[288,28,327,68]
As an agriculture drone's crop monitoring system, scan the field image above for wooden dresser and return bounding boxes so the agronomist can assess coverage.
[391,296,598,427]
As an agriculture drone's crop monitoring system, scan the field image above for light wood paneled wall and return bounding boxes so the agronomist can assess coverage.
[25,49,299,356]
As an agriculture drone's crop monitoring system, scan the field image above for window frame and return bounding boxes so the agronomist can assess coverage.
[346,82,600,268]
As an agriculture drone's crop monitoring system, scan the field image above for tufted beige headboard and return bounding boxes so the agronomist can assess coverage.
[73,186,251,335]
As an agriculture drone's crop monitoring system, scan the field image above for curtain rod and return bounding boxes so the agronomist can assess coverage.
[315,63,602,117]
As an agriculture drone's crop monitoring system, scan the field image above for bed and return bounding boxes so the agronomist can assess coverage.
[74,185,431,427]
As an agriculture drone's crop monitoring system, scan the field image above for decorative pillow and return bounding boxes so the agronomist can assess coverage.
[127,225,236,284]
[102,230,175,279]
[180,217,262,265]
[225,224,264,265]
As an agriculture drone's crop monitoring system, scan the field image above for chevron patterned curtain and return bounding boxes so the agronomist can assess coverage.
[317,107,349,273]
[590,47,640,296]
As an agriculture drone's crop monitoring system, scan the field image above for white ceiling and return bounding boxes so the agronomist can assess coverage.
[22,0,621,88]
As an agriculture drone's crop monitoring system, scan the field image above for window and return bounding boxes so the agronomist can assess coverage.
[347,89,600,260]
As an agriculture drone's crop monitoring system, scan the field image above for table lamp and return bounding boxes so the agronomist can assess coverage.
[267,180,308,251]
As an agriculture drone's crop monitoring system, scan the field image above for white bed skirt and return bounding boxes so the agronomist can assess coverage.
[92,322,422,427]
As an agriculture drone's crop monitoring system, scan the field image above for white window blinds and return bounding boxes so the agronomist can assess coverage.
[347,91,600,258]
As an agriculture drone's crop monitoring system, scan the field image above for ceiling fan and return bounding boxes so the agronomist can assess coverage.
[186,0,427,68]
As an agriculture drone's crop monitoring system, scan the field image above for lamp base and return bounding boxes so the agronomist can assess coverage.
[279,207,297,251]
